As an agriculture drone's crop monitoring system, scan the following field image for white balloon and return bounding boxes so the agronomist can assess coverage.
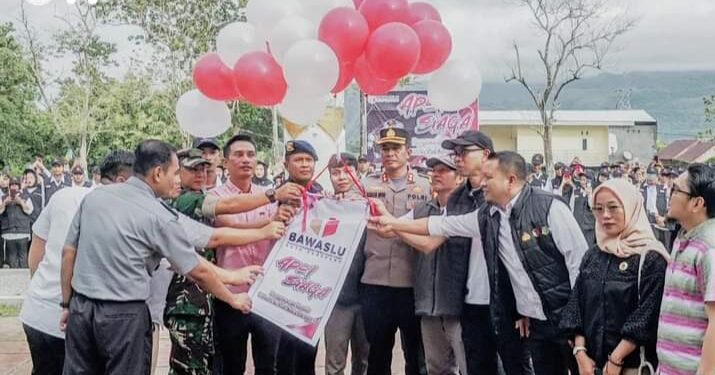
[268,16,316,64]
[278,91,329,126]
[176,90,231,137]
[25,0,53,5]
[297,0,338,25]
[215,22,265,68]
[246,0,300,40]
[283,40,339,96]
[428,60,483,111]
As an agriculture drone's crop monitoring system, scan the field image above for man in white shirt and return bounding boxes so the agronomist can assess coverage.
[370,151,588,375]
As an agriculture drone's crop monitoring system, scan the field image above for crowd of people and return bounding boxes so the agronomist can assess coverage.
[14,126,714,375]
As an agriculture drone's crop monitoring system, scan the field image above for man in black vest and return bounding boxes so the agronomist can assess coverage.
[370,151,588,375]
[0,178,34,268]
[569,171,596,246]
[529,154,548,190]
[640,168,668,225]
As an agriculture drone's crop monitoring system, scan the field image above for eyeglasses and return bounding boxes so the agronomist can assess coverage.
[591,204,624,216]
[450,146,483,158]
[670,186,692,199]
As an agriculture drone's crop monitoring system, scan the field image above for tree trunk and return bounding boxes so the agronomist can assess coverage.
[79,132,88,170]
[543,119,553,169]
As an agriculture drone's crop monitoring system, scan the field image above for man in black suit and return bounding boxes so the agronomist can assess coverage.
[640,168,668,225]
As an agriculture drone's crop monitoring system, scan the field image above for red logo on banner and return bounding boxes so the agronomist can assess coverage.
[309,218,340,238]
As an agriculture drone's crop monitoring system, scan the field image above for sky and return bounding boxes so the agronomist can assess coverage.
[1,0,714,83]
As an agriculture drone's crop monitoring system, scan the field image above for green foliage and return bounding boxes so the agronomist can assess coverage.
[0,23,64,174]
[705,95,715,123]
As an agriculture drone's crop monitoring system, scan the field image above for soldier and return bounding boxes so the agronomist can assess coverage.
[165,148,301,375]
[360,126,431,375]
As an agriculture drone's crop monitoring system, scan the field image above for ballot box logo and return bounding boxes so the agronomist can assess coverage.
[309,218,340,238]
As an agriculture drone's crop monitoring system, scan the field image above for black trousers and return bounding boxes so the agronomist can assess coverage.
[63,293,152,375]
[360,284,424,375]
[527,319,578,375]
[276,333,318,375]
[5,238,29,268]
[461,303,532,375]
[214,300,282,375]
[23,323,65,375]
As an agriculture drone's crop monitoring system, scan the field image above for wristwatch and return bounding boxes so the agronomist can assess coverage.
[572,346,587,356]
[59,301,70,308]
[265,189,277,203]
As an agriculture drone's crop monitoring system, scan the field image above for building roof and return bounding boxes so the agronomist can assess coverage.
[658,139,715,162]
[479,110,656,127]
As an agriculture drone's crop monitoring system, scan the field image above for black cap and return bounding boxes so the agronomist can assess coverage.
[426,156,457,171]
[600,161,610,168]
[554,162,566,170]
[90,166,100,175]
[441,130,494,153]
[51,159,63,167]
[531,153,544,165]
[71,165,84,175]
[358,155,368,163]
[598,169,610,178]
[661,168,673,177]
[578,169,593,180]
[646,167,658,176]
[285,140,318,161]
[328,153,358,169]
[192,137,220,150]
[376,126,410,146]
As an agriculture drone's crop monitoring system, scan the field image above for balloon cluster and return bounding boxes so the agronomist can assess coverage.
[177,0,482,137]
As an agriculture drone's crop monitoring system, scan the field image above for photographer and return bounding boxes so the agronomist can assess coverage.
[0,178,34,268]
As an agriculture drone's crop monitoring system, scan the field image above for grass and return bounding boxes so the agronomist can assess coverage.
[0,304,20,317]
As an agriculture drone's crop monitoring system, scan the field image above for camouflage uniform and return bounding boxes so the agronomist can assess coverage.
[164,190,216,375]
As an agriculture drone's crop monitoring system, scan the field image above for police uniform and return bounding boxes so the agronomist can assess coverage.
[164,150,217,375]
[359,127,431,375]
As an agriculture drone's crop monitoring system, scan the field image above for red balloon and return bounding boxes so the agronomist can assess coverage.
[332,61,355,93]
[354,55,397,95]
[365,22,421,80]
[359,0,409,31]
[233,52,287,107]
[319,7,370,64]
[411,20,452,74]
[408,2,441,25]
[192,53,240,101]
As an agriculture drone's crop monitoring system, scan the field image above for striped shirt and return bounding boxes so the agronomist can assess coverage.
[657,219,715,375]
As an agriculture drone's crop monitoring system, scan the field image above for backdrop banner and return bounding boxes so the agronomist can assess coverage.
[365,90,478,164]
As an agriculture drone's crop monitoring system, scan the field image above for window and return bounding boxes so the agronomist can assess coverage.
[582,138,588,151]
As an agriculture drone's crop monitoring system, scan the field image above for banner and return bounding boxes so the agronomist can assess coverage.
[249,198,368,346]
[365,90,478,164]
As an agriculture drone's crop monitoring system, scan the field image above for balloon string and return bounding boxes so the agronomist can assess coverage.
[341,161,378,216]
[301,163,330,233]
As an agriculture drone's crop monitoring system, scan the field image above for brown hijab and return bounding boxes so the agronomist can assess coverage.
[592,179,670,260]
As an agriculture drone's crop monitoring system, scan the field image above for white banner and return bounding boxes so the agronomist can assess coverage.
[248,198,368,346]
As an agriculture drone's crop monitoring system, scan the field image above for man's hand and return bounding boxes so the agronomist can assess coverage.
[228,265,263,286]
[655,215,666,227]
[230,293,252,314]
[275,182,304,203]
[575,352,596,375]
[515,317,530,338]
[273,205,297,223]
[13,195,24,205]
[368,222,397,239]
[59,308,69,332]
[261,221,286,240]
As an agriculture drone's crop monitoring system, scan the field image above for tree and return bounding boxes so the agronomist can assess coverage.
[0,22,64,173]
[506,0,634,167]
[705,95,715,123]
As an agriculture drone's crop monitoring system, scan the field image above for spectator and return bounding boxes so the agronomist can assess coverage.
[560,179,668,375]
[550,162,574,202]
[43,159,69,206]
[21,169,43,223]
[70,166,92,188]
[357,155,370,179]
[0,172,10,198]
[90,166,101,187]
[596,169,609,188]
[656,163,715,375]
[640,169,668,225]
[0,178,34,268]
[193,137,223,189]
[253,160,273,187]
[570,170,596,246]
[530,153,548,190]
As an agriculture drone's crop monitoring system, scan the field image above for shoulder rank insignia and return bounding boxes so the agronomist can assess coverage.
[521,232,532,242]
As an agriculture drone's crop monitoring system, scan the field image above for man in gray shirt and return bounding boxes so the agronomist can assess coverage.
[59,140,262,375]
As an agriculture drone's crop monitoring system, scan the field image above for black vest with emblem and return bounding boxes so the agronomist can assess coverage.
[480,185,572,326]
[0,196,33,234]
[412,199,470,317]
[572,186,595,232]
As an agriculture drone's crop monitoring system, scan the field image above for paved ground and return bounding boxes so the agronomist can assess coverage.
[0,316,407,374]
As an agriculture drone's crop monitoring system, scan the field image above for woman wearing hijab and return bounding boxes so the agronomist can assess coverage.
[252,160,273,187]
[560,179,669,375]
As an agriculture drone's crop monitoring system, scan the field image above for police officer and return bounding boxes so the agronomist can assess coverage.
[361,126,431,375]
